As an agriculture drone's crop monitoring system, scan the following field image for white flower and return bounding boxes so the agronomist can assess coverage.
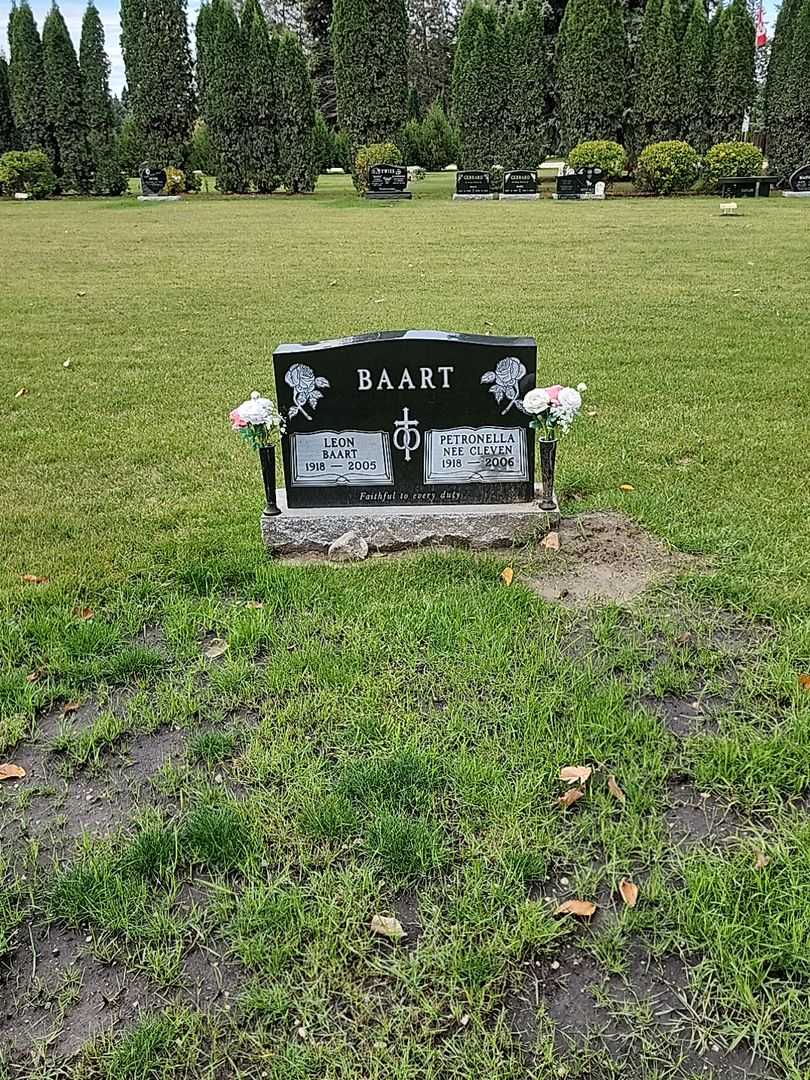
[577,383,587,393]
[236,391,282,428]
[522,388,551,414]
[557,387,582,411]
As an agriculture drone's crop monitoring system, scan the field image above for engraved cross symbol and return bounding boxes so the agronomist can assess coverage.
[393,407,421,462]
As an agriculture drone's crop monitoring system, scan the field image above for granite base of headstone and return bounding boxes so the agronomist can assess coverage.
[363,163,412,200]
[264,329,561,554]
[783,162,810,197]
[453,171,495,200]
[500,170,539,201]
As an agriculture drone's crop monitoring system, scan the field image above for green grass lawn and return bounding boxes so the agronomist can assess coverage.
[1,172,809,1078]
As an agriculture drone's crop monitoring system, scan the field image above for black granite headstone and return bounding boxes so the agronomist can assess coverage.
[366,164,412,199]
[575,165,605,192]
[555,173,582,199]
[788,163,810,192]
[503,170,537,196]
[456,171,491,196]
[273,330,537,509]
[139,165,166,196]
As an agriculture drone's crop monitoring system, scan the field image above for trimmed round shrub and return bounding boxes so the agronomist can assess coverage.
[636,140,701,195]
[0,150,58,199]
[353,141,401,192]
[567,140,627,178]
[703,141,764,191]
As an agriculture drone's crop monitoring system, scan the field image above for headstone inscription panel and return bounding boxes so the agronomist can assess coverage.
[788,163,810,192]
[273,331,537,509]
[140,165,166,196]
[503,170,538,197]
[366,164,412,199]
[455,171,492,196]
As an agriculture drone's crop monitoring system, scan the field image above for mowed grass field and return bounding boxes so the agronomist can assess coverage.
[1,172,809,1078]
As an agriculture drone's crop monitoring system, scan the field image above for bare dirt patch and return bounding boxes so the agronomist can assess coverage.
[665,780,746,849]
[507,943,766,1078]
[524,513,695,606]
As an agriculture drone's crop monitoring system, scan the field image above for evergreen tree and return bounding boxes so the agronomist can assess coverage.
[765,0,805,176]
[0,55,17,153]
[302,0,336,122]
[80,2,125,193]
[116,111,142,172]
[407,0,456,110]
[275,28,317,191]
[43,5,90,192]
[679,0,710,151]
[555,0,627,151]
[452,0,505,167]
[502,0,548,166]
[634,0,661,144]
[8,3,55,161]
[194,0,216,108]
[711,0,755,140]
[421,96,457,168]
[707,4,727,122]
[789,0,810,166]
[407,85,422,119]
[243,0,279,191]
[203,0,250,191]
[332,0,408,153]
[120,0,195,169]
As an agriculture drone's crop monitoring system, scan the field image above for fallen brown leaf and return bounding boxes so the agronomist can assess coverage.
[619,879,639,908]
[619,484,635,493]
[558,786,585,809]
[543,531,561,550]
[63,701,81,714]
[203,638,229,660]
[554,899,596,918]
[369,914,405,939]
[0,764,26,782]
[559,765,592,785]
[608,775,626,805]
[21,574,49,585]
[799,674,810,690]
[754,851,770,871]
[244,600,265,609]
[26,668,45,683]
[73,606,94,621]
[15,387,28,398]
[500,567,514,587]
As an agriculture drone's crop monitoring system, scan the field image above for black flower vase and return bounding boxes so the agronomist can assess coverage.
[538,438,558,512]
[259,445,281,518]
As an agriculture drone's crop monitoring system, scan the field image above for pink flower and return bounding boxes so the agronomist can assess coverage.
[229,408,248,429]
[543,384,563,403]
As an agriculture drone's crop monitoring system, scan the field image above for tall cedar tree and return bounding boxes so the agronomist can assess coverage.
[242,0,279,191]
[555,0,627,151]
[711,0,755,141]
[791,0,810,168]
[634,0,661,145]
[8,3,55,161]
[679,0,710,151]
[452,0,505,167]
[407,0,456,110]
[332,0,408,152]
[502,0,548,167]
[80,2,125,193]
[205,0,251,192]
[0,55,17,152]
[194,0,215,108]
[43,5,90,192]
[766,0,805,176]
[120,0,195,168]
[302,0,336,122]
[275,28,317,191]
[706,4,726,126]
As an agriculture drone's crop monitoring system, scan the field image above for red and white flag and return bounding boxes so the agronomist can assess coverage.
[756,2,767,47]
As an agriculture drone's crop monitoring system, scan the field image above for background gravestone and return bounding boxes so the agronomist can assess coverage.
[273,330,536,509]
[785,163,810,197]
[502,170,538,200]
[365,164,411,200]
[454,171,494,200]
[139,165,166,197]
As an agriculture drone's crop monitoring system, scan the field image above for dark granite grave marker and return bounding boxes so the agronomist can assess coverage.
[273,330,536,509]
[365,164,411,200]
[555,173,582,200]
[139,164,166,196]
[455,171,492,198]
[503,170,538,197]
[787,163,810,193]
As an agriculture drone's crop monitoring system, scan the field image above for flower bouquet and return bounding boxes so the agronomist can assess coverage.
[229,391,286,517]
[521,383,587,512]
